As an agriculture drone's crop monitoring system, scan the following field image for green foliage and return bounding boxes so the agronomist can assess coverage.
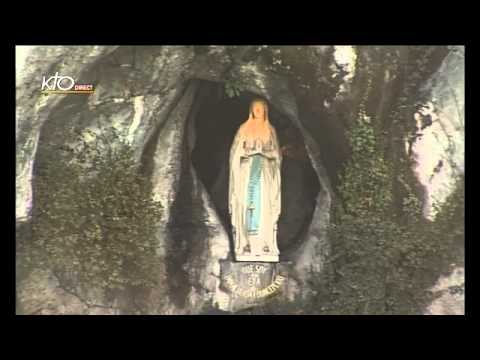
[26,127,164,295]
[431,173,465,262]
[224,78,244,98]
[335,176,459,315]
[338,108,393,217]
[310,105,464,314]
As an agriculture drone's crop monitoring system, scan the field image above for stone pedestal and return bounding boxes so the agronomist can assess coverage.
[219,260,290,312]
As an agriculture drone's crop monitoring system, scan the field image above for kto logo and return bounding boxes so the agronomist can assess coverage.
[41,72,94,94]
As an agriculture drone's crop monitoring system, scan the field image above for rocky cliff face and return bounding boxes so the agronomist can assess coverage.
[411,46,465,315]
[16,45,464,315]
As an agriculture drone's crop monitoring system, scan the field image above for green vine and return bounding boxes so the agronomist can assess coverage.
[224,78,245,98]
[22,127,164,301]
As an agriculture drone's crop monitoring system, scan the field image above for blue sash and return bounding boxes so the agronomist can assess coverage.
[246,154,263,234]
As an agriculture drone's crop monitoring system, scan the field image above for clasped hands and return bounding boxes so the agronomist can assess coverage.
[243,148,276,160]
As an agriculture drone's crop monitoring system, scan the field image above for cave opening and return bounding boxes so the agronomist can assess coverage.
[189,80,321,258]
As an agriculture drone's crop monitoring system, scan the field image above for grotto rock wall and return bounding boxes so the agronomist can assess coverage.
[412,46,465,315]
[16,46,337,314]
[16,45,463,314]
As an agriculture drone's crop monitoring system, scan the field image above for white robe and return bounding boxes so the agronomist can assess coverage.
[228,124,282,262]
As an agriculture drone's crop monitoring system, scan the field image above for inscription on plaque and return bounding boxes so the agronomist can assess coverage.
[219,261,289,311]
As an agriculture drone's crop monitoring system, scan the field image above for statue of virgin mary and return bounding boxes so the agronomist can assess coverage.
[229,98,282,262]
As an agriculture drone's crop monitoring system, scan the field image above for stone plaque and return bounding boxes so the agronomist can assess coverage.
[219,260,289,312]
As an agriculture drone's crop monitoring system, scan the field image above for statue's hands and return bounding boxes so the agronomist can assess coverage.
[264,150,277,160]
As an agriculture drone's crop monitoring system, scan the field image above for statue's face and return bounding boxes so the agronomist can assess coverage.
[252,102,265,119]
